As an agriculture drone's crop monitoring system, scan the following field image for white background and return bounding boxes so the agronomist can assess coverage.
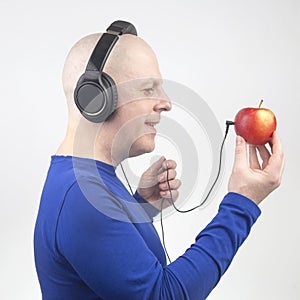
[0,0,299,299]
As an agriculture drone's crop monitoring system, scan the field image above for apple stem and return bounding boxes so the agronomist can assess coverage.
[259,99,264,108]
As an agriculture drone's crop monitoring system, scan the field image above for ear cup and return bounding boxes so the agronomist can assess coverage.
[74,72,118,123]
[98,72,118,122]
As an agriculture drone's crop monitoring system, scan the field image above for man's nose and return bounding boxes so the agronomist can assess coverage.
[154,99,172,112]
[154,88,172,112]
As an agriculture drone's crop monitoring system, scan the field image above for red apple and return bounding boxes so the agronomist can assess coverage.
[234,100,277,145]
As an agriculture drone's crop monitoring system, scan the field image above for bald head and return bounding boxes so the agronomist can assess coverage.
[62,33,100,103]
[57,30,169,163]
[62,33,160,108]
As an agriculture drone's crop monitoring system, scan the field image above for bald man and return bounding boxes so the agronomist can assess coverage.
[34,21,284,300]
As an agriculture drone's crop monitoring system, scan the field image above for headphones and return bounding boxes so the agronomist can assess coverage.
[74,20,137,123]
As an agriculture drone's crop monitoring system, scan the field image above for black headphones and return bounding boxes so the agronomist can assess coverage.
[74,20,137,123]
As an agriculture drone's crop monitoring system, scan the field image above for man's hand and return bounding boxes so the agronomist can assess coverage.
[228,131,285,205]
[137,156,181,210]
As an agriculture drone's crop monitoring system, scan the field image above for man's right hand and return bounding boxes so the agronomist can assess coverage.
[228,131,285,205]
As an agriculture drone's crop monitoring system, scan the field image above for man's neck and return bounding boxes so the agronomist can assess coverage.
[55,125,122,167]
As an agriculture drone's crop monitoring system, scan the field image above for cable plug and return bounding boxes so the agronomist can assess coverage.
[225,120,235,135]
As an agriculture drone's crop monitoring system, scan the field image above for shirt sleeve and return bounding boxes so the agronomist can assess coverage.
[56,177,261,300]
[167,192,261,299]
[133,190,160,219]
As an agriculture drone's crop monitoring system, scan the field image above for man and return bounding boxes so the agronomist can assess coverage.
[34,21,284,299]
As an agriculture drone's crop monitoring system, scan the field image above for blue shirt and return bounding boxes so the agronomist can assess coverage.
[34,156,261,299]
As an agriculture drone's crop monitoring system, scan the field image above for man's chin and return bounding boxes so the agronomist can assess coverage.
[129,141,156,158]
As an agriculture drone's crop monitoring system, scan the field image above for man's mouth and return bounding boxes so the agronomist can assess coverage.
[145,122,159,128]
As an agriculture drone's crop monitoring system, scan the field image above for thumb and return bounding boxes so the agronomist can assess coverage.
[150,156,166,173]
[233,136,248,170]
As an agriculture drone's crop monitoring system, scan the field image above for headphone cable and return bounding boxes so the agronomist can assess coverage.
[164,120,234,212]
[160,120,234,263]
[120,162,134,195]
[120,120,235,264]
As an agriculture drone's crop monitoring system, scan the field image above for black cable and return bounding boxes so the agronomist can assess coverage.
[120,121,235,264]
[160,198,172,264]
[120,162,134,196]
[160,120,234,262]
[165,120,234,212]
[120,162,172,263]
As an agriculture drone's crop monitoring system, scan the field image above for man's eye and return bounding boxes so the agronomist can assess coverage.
[143,88,154,96]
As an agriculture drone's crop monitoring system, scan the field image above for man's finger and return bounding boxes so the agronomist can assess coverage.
[269,131,283,156]
[160,189,179,200]
[249,145,260,170]
[232,136,248,170]
[165,159,177,170]
[264,131,285,175]
[159,179,181,191]
[150,156,166,174]
[158,159,177,174]
[158,169,177,183]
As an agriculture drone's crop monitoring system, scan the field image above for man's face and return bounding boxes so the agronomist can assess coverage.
[102,35,172,161]
[110,76,172,159]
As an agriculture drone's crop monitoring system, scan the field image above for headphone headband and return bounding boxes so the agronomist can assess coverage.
[86,20,137,72]
[106,20,137,36]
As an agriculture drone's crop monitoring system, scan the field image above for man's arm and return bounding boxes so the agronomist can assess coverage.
[56,133,284,300]
[57,181,260,300]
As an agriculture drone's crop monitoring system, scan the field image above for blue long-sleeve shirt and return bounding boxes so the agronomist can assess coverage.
[34,156,261,299]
